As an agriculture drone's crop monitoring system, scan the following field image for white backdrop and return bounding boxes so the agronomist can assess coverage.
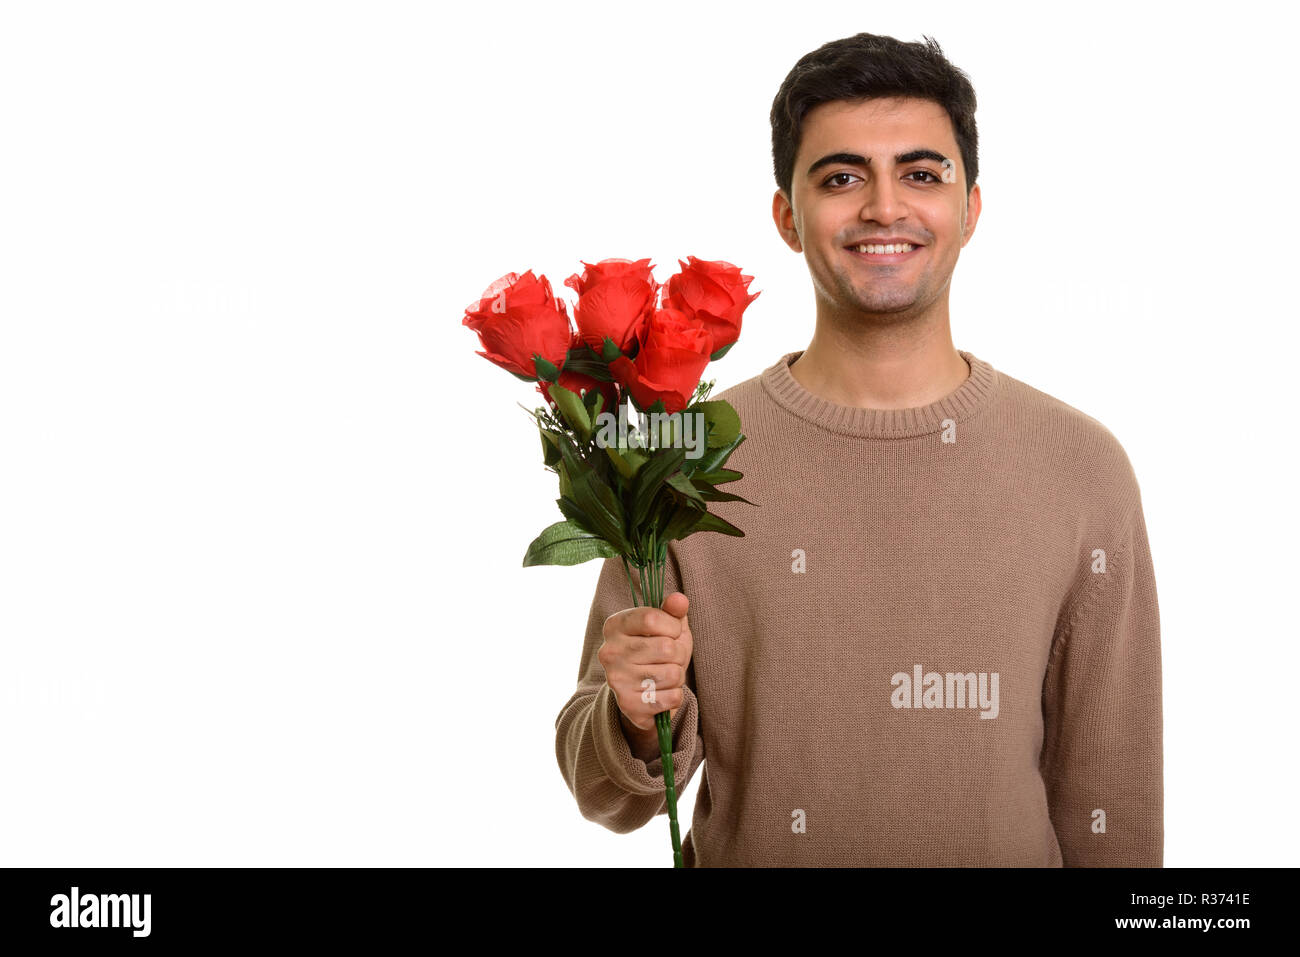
[2,0,1296,867]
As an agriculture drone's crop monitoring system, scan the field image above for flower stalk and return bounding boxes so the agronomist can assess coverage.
[627,532,684,867]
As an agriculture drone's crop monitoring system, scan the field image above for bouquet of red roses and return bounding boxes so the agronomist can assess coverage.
[463,256,759,867]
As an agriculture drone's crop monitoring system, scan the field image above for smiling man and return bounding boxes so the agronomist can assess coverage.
[556,32,1163,867]
[777,95,979,409]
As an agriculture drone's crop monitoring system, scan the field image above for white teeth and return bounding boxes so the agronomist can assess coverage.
[854,243,913,254]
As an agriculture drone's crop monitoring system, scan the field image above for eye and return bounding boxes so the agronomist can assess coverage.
[823,172,861,188]
[908,170,942,183]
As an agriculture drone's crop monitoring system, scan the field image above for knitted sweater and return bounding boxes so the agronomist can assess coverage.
[554,349,1163,867]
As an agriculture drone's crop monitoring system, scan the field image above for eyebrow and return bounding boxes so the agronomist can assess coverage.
[805,149,951,180]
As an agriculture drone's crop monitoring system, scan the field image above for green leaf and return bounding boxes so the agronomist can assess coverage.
[667,471,705,503]
[567,341,603,362]
[574,473,629,550]
[683,432,745,475]
[584,388,605,422]
[510,369,539,383]
[601,336,622,362]
[621,445,649,472]
[661,500,707,542]
[694,486,757,505]
[523,521,620,566]
[540,429,563,468]
[604,444,639,481]
[692,467,742,484]
[556,496,597,536]
[560,358,614,381]
[548,383,591,439]
[533,353,560,382]
[605,443,649,482]
[630,446,687,532]
[557,495,628,555]
[697,400,740,448]
[709,340,735,362]
[556,436,630,551]
[688,511,745,537]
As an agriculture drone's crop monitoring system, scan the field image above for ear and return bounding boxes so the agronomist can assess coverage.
[772,189,802,253]
[961,182,982,246]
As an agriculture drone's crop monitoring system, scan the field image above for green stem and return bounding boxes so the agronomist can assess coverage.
[654,708,682,868]
[628,537,684,869]
[620,555,641,607]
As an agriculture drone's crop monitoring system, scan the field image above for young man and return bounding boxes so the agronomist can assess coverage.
[555,32,1162,867]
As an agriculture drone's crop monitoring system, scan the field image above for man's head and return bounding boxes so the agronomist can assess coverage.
[770,33,981,320]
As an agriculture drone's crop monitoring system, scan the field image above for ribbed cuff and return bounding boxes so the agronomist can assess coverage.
[592,682,698,795]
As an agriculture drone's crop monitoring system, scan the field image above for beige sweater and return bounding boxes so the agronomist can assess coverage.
[555,349,1163,866]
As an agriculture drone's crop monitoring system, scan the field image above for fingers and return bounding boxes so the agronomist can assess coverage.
[611,660,687,696]
[622,633,689,668]
[617,686,687,730]
[619,605,682,640]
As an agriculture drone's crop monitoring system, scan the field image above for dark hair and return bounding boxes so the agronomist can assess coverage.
[770,33,979,202]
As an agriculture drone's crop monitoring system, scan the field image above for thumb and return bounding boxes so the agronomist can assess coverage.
[661,591,689,629]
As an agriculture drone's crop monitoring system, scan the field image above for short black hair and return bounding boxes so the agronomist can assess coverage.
[770,33,979,202]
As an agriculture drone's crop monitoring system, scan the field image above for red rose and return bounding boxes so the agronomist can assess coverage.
[563,258,658,354]
[537,334,620,412]
[662,256,760,357]
[463,270,572,380]
[608,306,712,414]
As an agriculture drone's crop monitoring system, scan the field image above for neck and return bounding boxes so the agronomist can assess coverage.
[790,305,969,410]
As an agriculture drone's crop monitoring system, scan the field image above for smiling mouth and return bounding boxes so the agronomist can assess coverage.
[845,242,923,263]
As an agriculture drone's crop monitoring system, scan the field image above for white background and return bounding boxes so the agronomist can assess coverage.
[2,1,1296,867]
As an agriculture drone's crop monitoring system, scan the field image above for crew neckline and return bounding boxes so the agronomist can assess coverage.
[760,348,999,439]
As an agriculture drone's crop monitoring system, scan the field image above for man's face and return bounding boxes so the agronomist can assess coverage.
[773,96,981,319]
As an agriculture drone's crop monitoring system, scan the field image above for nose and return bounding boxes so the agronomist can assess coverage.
[858,173,907,225]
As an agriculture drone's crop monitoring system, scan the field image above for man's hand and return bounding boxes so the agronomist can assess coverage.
[597,591,693,759]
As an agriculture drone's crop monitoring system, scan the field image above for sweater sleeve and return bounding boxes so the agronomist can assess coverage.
[554,544,705,834]
[1040,498,1163,866]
